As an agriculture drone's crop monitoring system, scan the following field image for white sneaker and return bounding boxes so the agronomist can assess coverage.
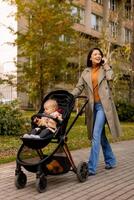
[30,135,40,139]
[23,134,31,138]
[35,127,41,131]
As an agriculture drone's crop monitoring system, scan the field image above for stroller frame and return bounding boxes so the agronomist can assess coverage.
[15,90,89,193]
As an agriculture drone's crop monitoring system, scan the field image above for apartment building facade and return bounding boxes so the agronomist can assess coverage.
[69,0,134,104]
[18,0,134,107]
[72,0,132,46]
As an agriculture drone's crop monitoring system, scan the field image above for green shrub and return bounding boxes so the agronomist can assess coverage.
[0,100,30,136]
[116,101,134,122]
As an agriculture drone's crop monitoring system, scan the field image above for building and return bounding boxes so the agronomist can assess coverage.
[69,0,134,104]
[72,0,132,45]
[17,0,134,107]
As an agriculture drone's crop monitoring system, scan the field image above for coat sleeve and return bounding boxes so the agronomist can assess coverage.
[71,73,85,98]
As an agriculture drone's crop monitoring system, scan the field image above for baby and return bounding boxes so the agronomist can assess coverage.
[23,99,63,139]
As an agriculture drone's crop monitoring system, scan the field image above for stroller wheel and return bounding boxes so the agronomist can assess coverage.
[15,171,27,189]
[76,161,88,182]
[36,174,47,193]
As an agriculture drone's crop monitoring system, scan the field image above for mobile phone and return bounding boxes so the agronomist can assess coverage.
[101,59,105,64]
[101,58,107,65]
[101,58,105,64]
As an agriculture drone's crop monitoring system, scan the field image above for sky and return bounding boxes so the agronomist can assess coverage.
[0,0,17,74]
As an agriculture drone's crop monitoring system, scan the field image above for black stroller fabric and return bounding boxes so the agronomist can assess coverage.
[21,90,75,149]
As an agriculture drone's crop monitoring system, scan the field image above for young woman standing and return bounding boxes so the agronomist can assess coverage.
[72,47,121,175]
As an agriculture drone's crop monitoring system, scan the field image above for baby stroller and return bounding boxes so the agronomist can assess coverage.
[15,90,89,193]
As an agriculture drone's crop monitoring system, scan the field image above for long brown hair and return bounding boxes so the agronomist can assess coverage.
[87,47,104,67]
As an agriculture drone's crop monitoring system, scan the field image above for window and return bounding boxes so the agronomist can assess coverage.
[71,6,85,24]
[125,1,131,19]
[108,0,117,11]
[92,0,103,4]
[124,28,132,43]
[91,13,102,31]
[59,34,71,43]
[109,22,118,38]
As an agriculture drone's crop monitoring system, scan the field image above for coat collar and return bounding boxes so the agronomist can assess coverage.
[84,66,105,92]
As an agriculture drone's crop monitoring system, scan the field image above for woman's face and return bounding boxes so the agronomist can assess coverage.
[90,49,102,65]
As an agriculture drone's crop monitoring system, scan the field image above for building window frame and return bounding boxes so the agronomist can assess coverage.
[125,1,131,20]
[71,5,85,25]
[109,21,118,39]
[91,13,102,32]
[59,34,71,43]
[108,0,117,11]
[124,28,132,43]
[92,0,103,5]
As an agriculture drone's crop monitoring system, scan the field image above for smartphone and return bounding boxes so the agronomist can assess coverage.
[101,58,105,65]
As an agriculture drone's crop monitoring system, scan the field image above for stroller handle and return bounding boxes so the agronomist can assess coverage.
[65,95,88,136]
[75,95,88,102]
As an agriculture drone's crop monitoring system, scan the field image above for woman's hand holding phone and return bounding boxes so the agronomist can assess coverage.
[102,57,111,71]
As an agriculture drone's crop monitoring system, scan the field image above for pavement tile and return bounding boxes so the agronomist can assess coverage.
[0,140,134,200]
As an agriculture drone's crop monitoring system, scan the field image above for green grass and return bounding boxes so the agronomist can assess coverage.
[0,112,134,164]
[68,115,134,148]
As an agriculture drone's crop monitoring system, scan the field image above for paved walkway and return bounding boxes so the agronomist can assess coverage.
[0,140,134,200]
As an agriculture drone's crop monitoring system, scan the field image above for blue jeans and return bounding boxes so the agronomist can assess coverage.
[88,102,116,174]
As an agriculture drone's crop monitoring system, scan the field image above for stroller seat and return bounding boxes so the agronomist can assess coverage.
[21,133,53,149]
[21,90,73,149]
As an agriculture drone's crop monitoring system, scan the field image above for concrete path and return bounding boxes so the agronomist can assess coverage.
[0,140,134,200]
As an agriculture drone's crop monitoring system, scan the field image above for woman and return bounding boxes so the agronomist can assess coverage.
[71,47,121,175]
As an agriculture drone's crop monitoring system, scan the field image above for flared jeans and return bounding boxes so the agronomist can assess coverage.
[88,102,116,174]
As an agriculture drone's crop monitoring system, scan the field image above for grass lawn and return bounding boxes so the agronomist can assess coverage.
[0,113,134,164]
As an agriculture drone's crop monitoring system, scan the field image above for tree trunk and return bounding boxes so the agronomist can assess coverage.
[39,63,44,104]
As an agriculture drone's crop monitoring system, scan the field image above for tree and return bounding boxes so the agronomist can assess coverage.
[97,0,133,103]
[4,0,77,106]
[62,33,91,86]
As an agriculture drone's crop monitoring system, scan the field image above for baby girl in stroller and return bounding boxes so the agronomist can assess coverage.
[23,99,63,139]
